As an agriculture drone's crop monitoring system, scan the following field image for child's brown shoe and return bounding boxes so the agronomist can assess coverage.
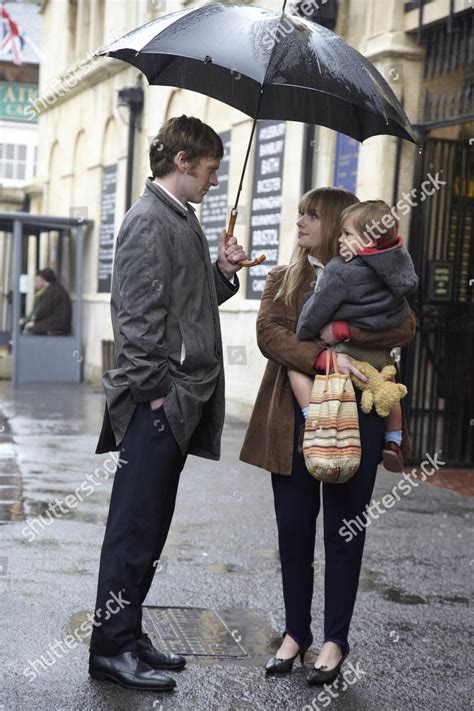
[382,441,404,472]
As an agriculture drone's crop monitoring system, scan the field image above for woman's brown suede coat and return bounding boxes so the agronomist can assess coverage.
[239,263,415,476]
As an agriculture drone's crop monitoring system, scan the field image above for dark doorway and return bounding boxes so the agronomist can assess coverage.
[402,137,474,466]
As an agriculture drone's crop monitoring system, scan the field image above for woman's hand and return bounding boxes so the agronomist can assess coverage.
[335,353,368,383]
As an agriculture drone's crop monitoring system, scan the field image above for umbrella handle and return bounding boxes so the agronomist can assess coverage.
[225,209,266,268]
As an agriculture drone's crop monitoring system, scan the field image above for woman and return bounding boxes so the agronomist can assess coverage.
[239,187,414,686]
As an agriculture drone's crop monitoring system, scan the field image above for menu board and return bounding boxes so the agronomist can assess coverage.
[97,164,117,293]
[333,133,360,194]
[246,120,286,299]
[201,130,231,263]
[428,260,453,302]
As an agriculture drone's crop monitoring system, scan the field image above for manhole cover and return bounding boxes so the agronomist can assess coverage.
[142,607,247,658]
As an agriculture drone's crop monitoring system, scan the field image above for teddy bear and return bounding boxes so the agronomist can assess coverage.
[348,360,407,418]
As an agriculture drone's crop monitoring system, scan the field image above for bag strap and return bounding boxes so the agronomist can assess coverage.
[325,350,339,379]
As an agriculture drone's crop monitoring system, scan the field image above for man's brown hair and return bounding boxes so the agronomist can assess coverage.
[149,115,224,178]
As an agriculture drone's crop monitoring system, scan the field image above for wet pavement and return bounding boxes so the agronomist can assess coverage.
[406,466,474,497]
[1,381,472,711]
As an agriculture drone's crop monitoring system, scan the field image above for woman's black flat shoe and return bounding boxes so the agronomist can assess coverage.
[265,632,313,675]
[306,643,350,686]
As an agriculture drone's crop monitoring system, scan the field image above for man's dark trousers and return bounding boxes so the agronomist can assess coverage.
[90,401,187,657]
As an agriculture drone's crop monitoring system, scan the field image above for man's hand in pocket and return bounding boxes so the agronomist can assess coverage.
[150,396,165,410]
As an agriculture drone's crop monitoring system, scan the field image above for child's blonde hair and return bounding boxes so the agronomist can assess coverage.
[340,199,399,251]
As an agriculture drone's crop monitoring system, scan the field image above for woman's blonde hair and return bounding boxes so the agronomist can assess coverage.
[275,187,359,306]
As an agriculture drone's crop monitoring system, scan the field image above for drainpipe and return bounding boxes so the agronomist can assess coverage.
[117,78,144,211]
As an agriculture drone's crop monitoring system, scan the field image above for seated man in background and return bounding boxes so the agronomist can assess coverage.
[21,268,72,336]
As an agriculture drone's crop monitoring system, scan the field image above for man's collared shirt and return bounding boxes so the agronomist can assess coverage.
[153,179,188,211]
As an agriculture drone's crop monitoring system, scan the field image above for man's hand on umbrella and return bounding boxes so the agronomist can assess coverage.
[217,229,247,278]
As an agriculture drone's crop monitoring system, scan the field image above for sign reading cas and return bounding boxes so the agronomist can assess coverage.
[0,82,38,123]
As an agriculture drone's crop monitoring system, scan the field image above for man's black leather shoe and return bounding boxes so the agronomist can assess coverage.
[137,633,186,671]
[89,650,176,691]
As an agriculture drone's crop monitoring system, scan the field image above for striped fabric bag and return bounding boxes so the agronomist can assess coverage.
[303,351,361,483]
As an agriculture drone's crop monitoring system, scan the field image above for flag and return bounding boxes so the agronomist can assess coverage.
[0,4,25,65]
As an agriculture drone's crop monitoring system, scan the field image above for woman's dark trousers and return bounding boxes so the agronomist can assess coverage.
[89,402,187,657]
[271,391,384,654]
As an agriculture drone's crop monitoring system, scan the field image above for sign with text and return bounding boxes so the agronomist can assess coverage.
[428,260,453,302]
[333,133,359,194]
[97,164,117,293]
[201,130,231,264]
[246,120,286,300]
[0,82,38,123]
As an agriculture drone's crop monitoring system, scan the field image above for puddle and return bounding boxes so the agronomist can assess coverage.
[66,610,92,646]
[22,498,108,527]
[206,562,240,574]
[381,587,428,605]
[359,569,468,606]
[430,594,469,605]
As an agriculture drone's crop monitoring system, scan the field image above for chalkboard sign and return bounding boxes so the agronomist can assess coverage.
[97,164,117,293]
[201,130,231,263]
[246,120,286,300]
[428,260,453,302]
[333,133,359,194]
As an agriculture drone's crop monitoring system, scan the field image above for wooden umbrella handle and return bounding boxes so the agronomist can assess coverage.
[225,209,266,268]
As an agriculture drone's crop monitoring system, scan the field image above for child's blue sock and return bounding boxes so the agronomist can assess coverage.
[302,407,309,421]
[385,430,402,446]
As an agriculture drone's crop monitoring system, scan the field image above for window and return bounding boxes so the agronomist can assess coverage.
[0,143,28,180]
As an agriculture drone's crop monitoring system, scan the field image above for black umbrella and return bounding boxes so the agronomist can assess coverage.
[98,2,417,267]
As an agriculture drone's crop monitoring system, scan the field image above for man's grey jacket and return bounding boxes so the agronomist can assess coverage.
[95,178,239,460]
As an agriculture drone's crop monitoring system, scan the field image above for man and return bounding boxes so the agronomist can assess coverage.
[21,268,72,335]
[89,115,247,691]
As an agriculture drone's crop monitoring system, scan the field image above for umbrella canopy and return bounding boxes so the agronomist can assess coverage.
[98,3,418,266]
[99,2,417,144]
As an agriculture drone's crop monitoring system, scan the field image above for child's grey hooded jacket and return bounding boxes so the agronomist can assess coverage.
[296,240,418,340]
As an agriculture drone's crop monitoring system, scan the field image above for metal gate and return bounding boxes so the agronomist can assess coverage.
[401,137,474,467]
